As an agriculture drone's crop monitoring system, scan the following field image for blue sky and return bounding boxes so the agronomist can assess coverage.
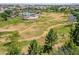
[0,0,79,4]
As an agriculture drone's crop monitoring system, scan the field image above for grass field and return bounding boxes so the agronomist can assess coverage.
[0,12,71,54]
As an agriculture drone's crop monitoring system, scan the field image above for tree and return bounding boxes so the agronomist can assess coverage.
[55,37,79,55]
[4,10,12,17]
[28,40,38,55]
[59,7,66,12]
[70,23,79,46]
[0,10,12,21]
[48,6,59,12]
[57,39,79,55]
[66,10,79,54]
[45,28,57,46]
[70,10,79,46]
[7,31,21,55]
[0,12,8,21]
[43,28,57,54]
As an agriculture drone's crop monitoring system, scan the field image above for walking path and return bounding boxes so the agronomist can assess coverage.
[0,22,77,41]
[19,22,75,41]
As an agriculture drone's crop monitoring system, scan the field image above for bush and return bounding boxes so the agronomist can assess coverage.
[28,40,38,55]
[7,31,21,55]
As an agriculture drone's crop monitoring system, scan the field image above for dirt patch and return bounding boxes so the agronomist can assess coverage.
[37,36,45,45]
[21,34,35,39]
[45,12,67,21]
[5,23,27,31]
[21,46,29,54]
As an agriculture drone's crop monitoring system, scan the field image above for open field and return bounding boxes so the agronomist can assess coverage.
[0,12,72,54]
[0,12,69,39]
[0,24,71,54]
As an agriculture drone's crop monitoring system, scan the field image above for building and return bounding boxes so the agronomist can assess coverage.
[19,12,39,20]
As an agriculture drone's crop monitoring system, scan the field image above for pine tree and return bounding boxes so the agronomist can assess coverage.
[28,40,38,55]
[43,28,57,54]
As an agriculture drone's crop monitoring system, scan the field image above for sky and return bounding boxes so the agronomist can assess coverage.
[0,0,79,4]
